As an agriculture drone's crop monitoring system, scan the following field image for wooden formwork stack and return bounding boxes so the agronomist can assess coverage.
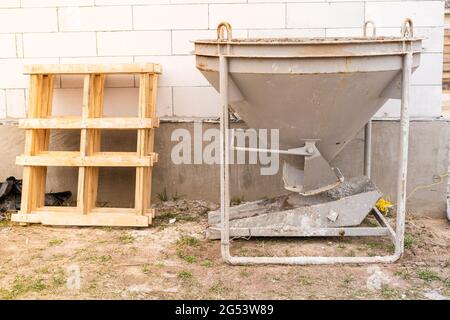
[12,63,161,227]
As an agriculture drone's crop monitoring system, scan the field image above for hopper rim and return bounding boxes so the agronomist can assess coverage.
[194,36,423,46]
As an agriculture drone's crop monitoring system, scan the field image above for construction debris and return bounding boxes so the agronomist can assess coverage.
[154,199,218,225]
[207,176,382,239]
[0,176,72,218]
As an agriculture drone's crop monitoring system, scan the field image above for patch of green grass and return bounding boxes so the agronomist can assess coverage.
[0,212,11,227]
[119,233,135,244]
[74,248,88,256]
[52,271,65,287]
[394,269,412,280]
[366,242,384,250]
[157,188,169,202]
[177,270,193,280]
[8,276,30,299]
[81,253,112,263]
[298,275,313,286]
[381,286,402,299]
[154,261,165,268]
[98,255,112,263]
[366,241,394,253]
[444,277,450,289]
[342,275,354,286]
[209,281,229,295]
[201,259,213,267]
[158,211,177,220]
[366,219,379,227]
[48,239,63,246]
[177,249,197,263]
[417,269,440,282]
[36,267,50,274]
[94,239,108,244]
[88,281,98,290]
[1,275,47,300]
[0,288,10,299]
[30,279,46,292]
[176,235,200,247]
[142,264,151,275]
[239,269,250,278]
[404,234,414,249]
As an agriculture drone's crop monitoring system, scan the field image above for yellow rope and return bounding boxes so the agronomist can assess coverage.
[406,173,448,201]
[376,172,448,215]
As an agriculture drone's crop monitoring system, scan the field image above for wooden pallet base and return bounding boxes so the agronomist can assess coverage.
[11,209,155,227]
[16,63,161,227]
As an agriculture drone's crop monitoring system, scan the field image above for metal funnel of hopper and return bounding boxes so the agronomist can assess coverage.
[194,22,422,195]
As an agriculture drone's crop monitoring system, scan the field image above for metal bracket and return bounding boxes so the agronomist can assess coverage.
[230,129,317,156]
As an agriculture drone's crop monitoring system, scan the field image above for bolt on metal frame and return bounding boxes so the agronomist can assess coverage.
[217,20,415,265]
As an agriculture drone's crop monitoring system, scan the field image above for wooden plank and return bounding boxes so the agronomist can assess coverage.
[91,207,138,214]
[35,206,79,213]
[16,152,156,167]
[135,73,158,219]
[12,212,149,227]
[19,117,159,129]
[36,75,54,208]
[11,213,42,223]
[40,213,149,227]
[20,74,55,214]
[146,74,159,221]
[24,63,162,75]
[77,75,91,214]
[85,74,105,214]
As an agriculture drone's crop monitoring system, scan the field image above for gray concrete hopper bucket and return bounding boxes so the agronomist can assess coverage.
[194,22,422,195]
[194,20,421,265]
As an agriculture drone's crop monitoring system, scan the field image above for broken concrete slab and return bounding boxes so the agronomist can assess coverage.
[207,176,381,239]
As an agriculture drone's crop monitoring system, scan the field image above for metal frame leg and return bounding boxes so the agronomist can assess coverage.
[394,49,412,257]
[364,121,372,179]
[219,48,412,265]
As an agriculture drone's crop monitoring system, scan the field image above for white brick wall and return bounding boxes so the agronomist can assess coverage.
[0,0,444,119]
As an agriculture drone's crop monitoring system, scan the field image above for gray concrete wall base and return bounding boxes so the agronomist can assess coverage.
[0,119,447,218]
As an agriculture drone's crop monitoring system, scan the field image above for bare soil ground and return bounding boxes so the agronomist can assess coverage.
[0,199,449,300]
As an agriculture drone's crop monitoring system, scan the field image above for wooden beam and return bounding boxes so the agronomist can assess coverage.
[20,74,54,214]
[135,73,158,219]
[19,117,159,129]
[83,74,105,214]
[12,212,150,227]
[91,207,138,214]
[16,152,156,167]
[24,63,162,75]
